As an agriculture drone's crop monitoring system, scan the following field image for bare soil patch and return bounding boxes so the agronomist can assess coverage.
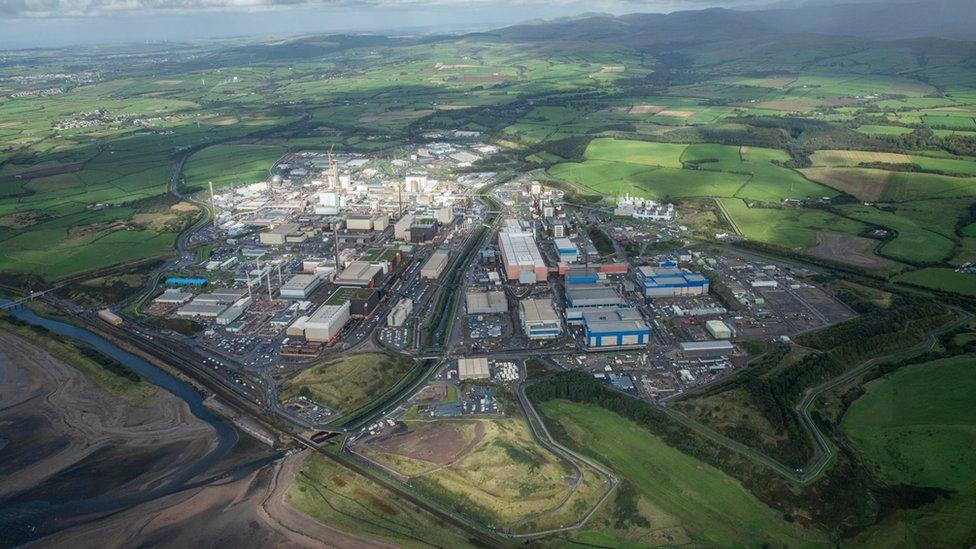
[800,167,892,201]
[369,421,480,465]
[628,104,666,114]
[657,109,694,118]
[809,232,897,269]
[759,74,797,89]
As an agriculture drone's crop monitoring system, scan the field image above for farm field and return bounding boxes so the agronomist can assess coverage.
[183,142,287,191]
[537,400,826,547]
[894,268,976,296]
[801,167,976,201]
[278,353,418,414]
[841,355,976,490]
[719,198,866,249]
[549,139,835,203]
[286,452,477,548]
[836,204,958,264]
[358,415,608,533]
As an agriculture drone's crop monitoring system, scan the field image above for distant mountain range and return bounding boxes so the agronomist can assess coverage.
[478,0,976,44]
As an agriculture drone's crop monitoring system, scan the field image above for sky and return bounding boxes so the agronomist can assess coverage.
[0,0,798,49]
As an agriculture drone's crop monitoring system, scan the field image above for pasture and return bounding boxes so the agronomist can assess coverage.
[842,355,976,490]
[720,198,865,249]
[837,204,957,264]
[183,142,286,191]
[894,268,976,296]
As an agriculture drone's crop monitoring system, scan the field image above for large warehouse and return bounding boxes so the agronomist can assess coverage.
[303,301,351,342]
[498,221,548,283]
[565,283,624,308]
[457,357,490,380]
[466,289,508,314]
[335,261,384,287]
[554,237,579,263]
[679,340,734,358]
[519,298,562,339]
[581,307,651,350]
[638,261,709,298]
[280,274,321,299]
[421,249,450,279]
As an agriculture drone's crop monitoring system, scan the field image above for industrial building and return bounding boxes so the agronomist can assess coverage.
[346,213,388,232]
[410,220,437,243]
[393,214,414,241]
[638,262,709,298]
[194,288,247,304]
[435,206,454,224]
[679,340,734,358]
[154,288,192,304]
[498,221,548,283]
[335,261,384,287]
[457,357,490,380]
[564,283,624,308]
[216,297,251,325]
[176,301,227,318]
[421,250,450,279]
[303,301,351,342]
[280,274,321,299]
[466,290,508,314]
[519,298,562,339]
[387,298,413,327]
[259,223,307,246]
[348,288,381,318]
[581,308,650,349]
[565,267,599,285]
[705,320,733,339]
[554,238,579,263]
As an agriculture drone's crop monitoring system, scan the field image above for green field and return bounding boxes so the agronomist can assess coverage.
[183,142,287,191]
[842,355,976,490]
[895,268,976,296]
[279,353,417,414]
[720,198,866,249]
[537,400,827,547]
[837,204,957,264]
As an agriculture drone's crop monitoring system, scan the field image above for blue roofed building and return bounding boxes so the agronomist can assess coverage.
[581,307,651,349]
[554,237,579,263]
[638,262,709,298]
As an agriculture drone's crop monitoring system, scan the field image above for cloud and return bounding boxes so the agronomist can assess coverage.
[0,0,758,18]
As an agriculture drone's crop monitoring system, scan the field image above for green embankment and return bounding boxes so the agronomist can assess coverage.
[538,400,828,547]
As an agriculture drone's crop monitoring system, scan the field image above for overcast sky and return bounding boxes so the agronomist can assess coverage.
[0,0,800,49]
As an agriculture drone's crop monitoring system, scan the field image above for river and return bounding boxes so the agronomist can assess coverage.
[0,300,242,545]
